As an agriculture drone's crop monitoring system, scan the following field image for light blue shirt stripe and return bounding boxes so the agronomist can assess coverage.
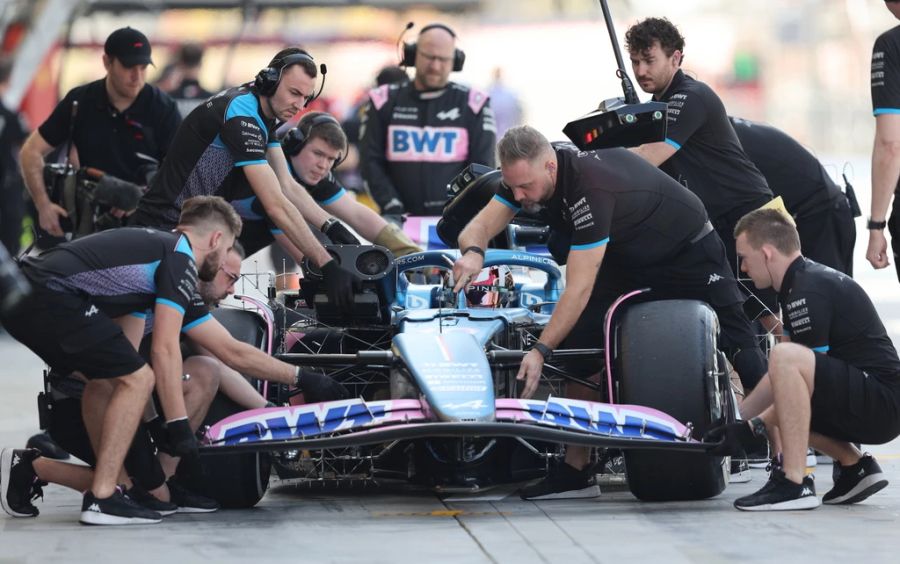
[156,298,186,316]
[812,345,830,353]
[182,313,212,333]
[493,194,520,211]
[234,159,268,167]
[571,237,610,251]
[664,138,682,150]
[874,108,900,115]
[320,188,347,206]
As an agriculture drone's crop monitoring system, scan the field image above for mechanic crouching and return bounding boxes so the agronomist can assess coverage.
[705,209,900,511]
[451,126,766,500]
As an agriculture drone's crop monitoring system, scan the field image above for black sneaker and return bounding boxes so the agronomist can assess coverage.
[167,479,219,513]
[79,489,162,525]
[26,433,70,461]
[520,463,601,501]
[823,454,889,505]
[125,483,177,516]
[1,448,45,518]
[746,443,770,469]
[734,468,820,511]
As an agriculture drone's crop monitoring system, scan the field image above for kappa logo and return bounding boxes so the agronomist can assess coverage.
[88,503,101,512]
[707,273,723,285]
[859,468,867,477]
[12,452,20,466]
[84,305,99,317]
[436,108,461,121]
[801,487,813,496]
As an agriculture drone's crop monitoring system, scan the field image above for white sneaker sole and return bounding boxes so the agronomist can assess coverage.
[79,510,162,525]
[729,469,752,484]
[823,474,889,505]
[522,484,601,501]
[736,495,821,511]
[0,448,35,518]
[176,505,219,514]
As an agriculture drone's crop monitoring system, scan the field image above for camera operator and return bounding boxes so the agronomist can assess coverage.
[19,27,180,240]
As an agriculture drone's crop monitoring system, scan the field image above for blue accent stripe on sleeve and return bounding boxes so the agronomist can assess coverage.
[320,188,347,206]
[130,311,148,319]
[225,92,267,134]
[174,235,195,259]
[156,298,186,316]
[782,328,791,336]
[874,108,900,115]
[267,142,280,147]
[812,345,830,353]
[571,237,610,251]
[182,313,212,333]
[270,228,284,235]
[234,159,268,167]
[664,138,682,150]
[492,194,521,211]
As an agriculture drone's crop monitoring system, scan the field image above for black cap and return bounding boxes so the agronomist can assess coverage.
[104,27,153,67]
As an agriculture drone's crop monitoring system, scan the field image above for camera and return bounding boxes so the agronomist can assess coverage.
[0,242,30,316]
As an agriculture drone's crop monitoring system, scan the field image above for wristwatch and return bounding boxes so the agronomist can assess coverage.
[867,218,887,230]
[531,342,552,360]
[463,246,485,258]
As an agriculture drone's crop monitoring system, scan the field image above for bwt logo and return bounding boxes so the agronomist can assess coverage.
[522,400,680,440]
[221,403,388,445]
[387,126,469,162]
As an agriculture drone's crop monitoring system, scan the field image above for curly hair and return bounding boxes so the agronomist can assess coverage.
[625,17,685,59]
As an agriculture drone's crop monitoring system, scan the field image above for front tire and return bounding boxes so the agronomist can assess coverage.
[617,300,729,501]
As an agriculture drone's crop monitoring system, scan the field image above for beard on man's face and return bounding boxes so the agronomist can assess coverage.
[198,250,221,282]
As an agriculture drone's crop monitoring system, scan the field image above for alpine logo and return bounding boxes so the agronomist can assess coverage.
[436,108,461,121]
[84,305,99,317]
[707,273,723,285]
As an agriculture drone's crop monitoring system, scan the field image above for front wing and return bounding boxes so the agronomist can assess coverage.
[201,397,717,455]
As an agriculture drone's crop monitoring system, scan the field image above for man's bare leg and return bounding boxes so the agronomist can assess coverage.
[89,365,155,498]
[766,343,816,484]
[809,433,862,467]
[33,458,93,492]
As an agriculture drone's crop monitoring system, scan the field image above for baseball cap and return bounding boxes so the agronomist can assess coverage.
[104,27,153,67]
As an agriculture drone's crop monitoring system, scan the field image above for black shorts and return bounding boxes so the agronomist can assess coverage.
[562,231,767,388]
[798,196,856,277]
[811,353,900,444]
[4,287,146,379]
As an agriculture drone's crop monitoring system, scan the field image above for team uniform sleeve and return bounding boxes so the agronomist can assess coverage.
[872,31,900,114]
[492,180,520,212]
[359,89,402,210]
[782,290,832,353]
[181,293,212,332]
[221,98,269,167]
[568,183,613,250]
[661,87,707,150]
[154,251,199,317]
[37,89,79,147]
[308,172,347,205]
[468,98,497,168]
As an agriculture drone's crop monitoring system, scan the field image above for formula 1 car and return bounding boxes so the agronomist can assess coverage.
[190,243,735,508]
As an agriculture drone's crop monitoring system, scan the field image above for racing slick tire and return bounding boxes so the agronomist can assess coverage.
[186,394,272,509]
[617,299,729,501]
[182,308,271,508]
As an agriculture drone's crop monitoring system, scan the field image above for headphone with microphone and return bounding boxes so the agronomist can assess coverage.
[399,22,465,72]
[282,113,346,169]
[254,50,328,104]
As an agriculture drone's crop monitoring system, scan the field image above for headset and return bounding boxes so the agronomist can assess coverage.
[254,50,327,104]
[400,22,465,72]
[282,113,346,169]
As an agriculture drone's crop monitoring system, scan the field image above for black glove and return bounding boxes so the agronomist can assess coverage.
[322,218,360,245]
[296,368,351,403]
[166,417,200,460]
[321,259,361,313]
[703,421,766,456]
[381,202,406,227]
[146,416,175,456]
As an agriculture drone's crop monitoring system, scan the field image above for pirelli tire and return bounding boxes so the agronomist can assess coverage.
[617,299,729,501]
[184,308,271,508]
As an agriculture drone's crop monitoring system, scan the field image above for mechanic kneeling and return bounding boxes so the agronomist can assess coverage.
[451,126,766,500]
[706,209,900,511]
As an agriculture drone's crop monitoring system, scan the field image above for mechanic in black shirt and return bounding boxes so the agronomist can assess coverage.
[707,208,899,511]
[0,57,29,256]
[359,23,496,219]
[279,112,421,257]
[868,1,900,278]
[19,27,180,239]
[0,196,240,525]
[624,18,775,317]
[168,42,215,118]
[729,117,857,276]
[131,47,361,313]
[452,126,766,500]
